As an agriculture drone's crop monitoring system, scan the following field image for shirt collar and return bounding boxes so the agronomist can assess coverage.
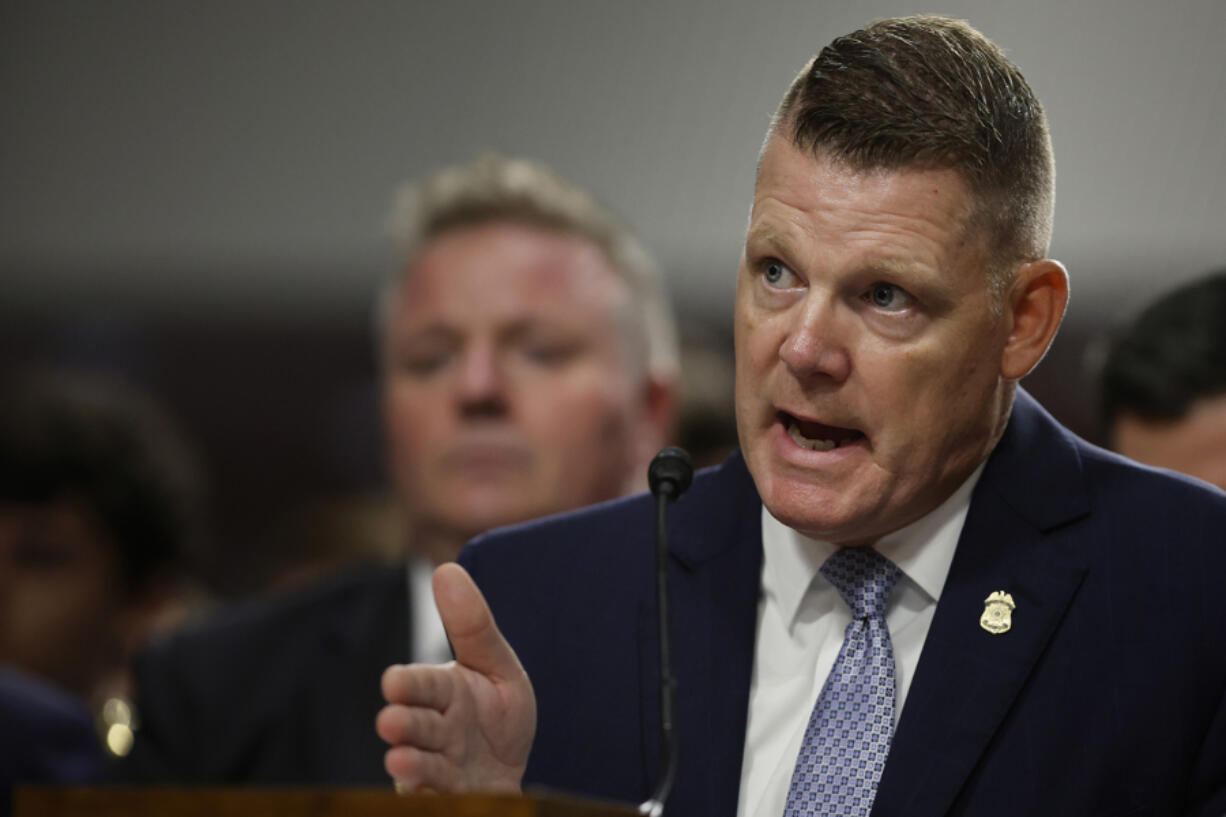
[760,461,986,629]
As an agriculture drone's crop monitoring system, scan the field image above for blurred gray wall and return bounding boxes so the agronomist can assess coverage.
[5,0,1224,321]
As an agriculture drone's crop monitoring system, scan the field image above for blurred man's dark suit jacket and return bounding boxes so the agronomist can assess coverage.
[117,563,408,784]
[461,391,1226,817]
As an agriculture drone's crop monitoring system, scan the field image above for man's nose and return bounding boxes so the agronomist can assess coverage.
[778,295,852,383]
[456,341,508,415]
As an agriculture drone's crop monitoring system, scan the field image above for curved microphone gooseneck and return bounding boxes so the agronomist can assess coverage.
[639,447,694,817]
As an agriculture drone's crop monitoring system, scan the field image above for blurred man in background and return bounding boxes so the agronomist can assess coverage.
[1100,269,1226,490]
[117,154,680,784]
[378,153,679,570]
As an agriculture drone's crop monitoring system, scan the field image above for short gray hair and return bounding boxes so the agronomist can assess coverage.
[381,154,679,381]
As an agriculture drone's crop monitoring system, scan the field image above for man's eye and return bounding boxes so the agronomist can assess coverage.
[396,350,450,376]
[762,261,795,287]
[522,342,578,367]
[866,282,913,310]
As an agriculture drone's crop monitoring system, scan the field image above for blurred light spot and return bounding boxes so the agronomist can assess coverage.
[106,723,134,757]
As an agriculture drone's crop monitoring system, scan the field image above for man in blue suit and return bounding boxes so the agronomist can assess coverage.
[378,16,1226,816]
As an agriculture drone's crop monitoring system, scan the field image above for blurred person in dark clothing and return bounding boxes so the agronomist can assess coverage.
[1100,269,1226,489]
[117,154,680,785]
[0,371,204,781]
[1,668,105,817]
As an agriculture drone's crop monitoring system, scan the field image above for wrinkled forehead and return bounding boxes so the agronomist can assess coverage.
[758,133,978,201]
[750,136,982,248]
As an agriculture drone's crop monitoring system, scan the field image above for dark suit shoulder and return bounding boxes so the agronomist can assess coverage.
[153,562,405,665]
[1077,434,1226,502]
[1001,399,1226,619]
[120,562,406,783]
[458,488,657,635]
[1074,436,1226,543]
[460,451,757,575]
[993,391,1226,548]
[465,487,654,557]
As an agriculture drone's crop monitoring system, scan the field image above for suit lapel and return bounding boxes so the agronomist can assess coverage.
[873,392,1091,817]
[639,454,763,817]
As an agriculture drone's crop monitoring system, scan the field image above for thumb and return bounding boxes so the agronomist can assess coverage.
[432,563,522,681]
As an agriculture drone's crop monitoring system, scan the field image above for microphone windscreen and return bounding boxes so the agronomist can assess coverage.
[648,447,694,498]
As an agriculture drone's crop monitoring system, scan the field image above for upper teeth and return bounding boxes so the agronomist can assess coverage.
[787,421,837,451]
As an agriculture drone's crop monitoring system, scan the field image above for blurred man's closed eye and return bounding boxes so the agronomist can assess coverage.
[395,354,452,378]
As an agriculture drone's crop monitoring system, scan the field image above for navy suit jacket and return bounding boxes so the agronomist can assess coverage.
[460,391,1226,816]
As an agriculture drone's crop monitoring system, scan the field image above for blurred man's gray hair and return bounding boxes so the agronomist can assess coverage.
[382,154,679,381]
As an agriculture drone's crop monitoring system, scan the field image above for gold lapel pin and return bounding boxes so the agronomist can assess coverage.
[979,590,1015,634]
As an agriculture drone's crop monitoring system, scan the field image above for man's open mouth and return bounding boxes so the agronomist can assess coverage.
[780,411,866,452]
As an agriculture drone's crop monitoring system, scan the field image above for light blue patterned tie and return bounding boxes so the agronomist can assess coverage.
[783,547,902,816]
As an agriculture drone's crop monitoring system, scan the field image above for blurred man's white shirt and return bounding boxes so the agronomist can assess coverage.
[409,558,452,665]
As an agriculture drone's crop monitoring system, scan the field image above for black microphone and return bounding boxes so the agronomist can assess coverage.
[639,447,693,817]
[648,446,694,500]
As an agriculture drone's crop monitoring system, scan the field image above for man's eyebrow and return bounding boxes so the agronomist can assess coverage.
[743,224,792,254]
[861,258,934,278]
[500,317,585,341]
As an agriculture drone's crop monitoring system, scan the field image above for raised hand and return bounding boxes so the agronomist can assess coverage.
[376,562,536,793]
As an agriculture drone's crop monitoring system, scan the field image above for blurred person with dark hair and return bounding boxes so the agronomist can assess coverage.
[1100,269,1226,489]
[0,372,203,800]
[117,154,680,785]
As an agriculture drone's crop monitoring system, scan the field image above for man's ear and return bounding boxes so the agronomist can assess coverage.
[1000,258,1069,381]
[628,376,679,492]
[639,376,679,458]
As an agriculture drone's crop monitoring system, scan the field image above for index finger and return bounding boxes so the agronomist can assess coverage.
[381,663,457,711]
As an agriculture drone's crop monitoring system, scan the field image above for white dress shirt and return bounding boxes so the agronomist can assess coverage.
[408,558,453,665]
[735,463,984,817]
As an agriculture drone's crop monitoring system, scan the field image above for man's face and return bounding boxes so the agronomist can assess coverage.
[383,221,656,544]
[735,137,1014,545]
[1112,394,1226,490]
